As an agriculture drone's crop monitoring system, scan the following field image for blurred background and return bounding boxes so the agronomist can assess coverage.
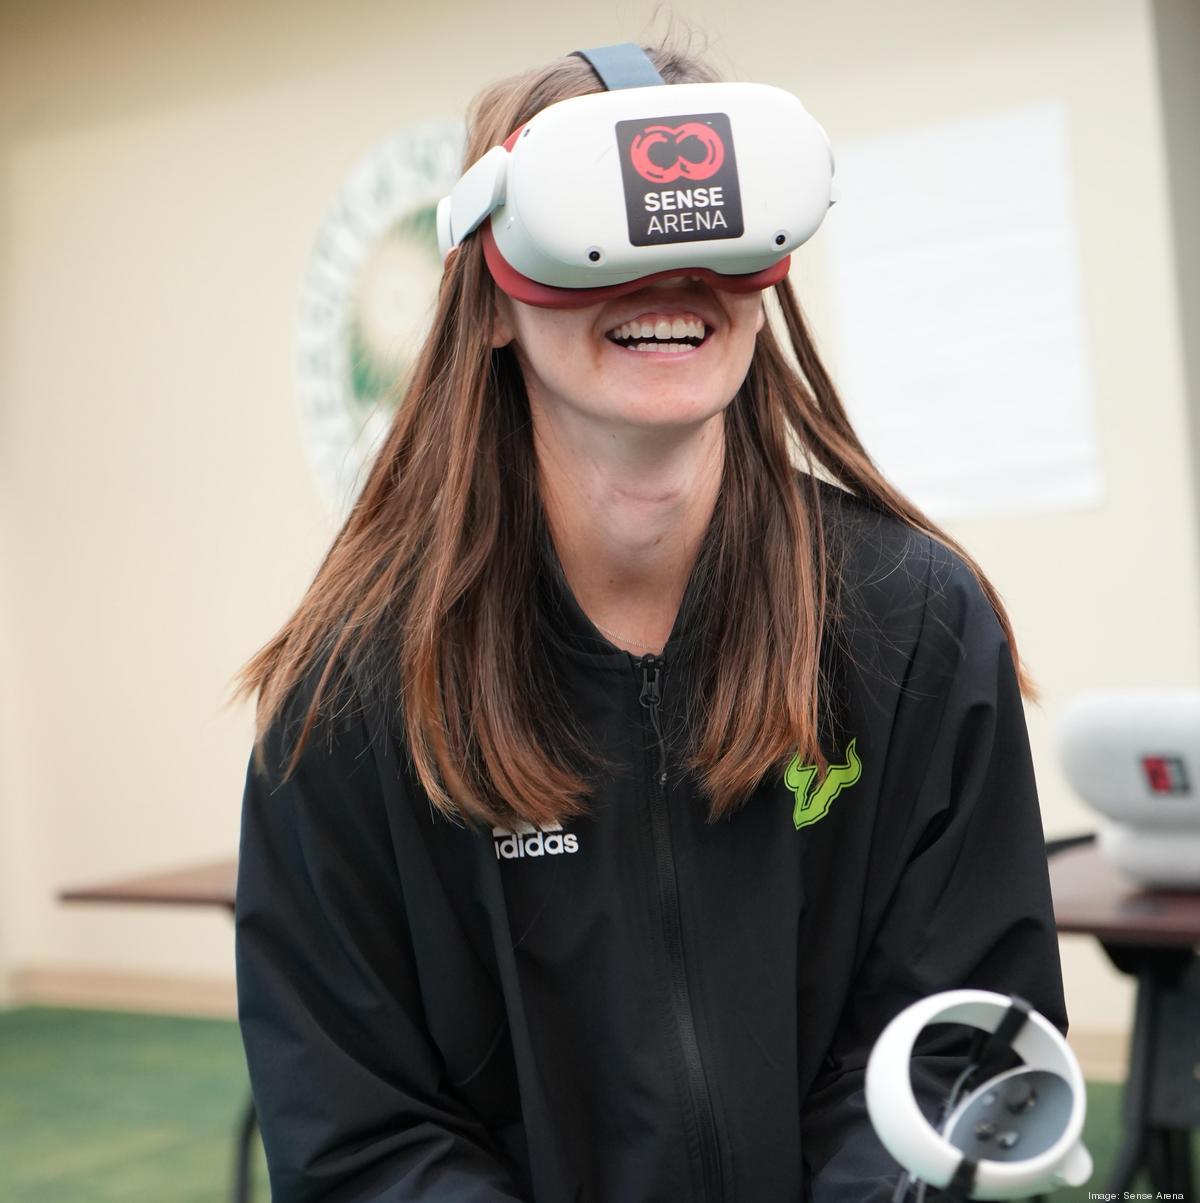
[1,0,1197,1199]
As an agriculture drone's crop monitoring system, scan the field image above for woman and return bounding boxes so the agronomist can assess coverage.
[232,42,1067,1203]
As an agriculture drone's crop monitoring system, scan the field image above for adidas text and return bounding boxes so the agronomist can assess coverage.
[492,820,580,860]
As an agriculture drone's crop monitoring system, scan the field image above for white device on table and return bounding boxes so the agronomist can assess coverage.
[1058,689,1200,888]
[865,990,1092,1200]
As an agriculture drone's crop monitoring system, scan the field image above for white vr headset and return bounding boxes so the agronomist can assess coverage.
[866,991,1093,1200]
[1058,689,1200,888]
[436,42,839,308]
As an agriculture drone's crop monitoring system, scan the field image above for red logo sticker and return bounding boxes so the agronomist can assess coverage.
[1140,754,1190,795]
[628,122,726,184]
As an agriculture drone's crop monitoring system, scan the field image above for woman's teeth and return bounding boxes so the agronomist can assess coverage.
[606,316,707,353]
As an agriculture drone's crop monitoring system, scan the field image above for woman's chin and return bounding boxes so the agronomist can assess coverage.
[602,388,731,430]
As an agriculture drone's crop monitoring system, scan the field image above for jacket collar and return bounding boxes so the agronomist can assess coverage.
[534,512,707,671]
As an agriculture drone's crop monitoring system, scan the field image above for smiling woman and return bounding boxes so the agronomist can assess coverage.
[230,39,1067,1203]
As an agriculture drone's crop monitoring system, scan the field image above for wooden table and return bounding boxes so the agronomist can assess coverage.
[1048,842,1199,1197]
[59,858,256,1203]
[60,859,238,910]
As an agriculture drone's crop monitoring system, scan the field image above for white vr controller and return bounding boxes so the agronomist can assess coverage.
[865,990,1092,1199]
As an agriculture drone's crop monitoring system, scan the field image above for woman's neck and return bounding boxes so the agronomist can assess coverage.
[534,418,724,655]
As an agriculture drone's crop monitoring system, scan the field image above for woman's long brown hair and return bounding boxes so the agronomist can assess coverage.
[229,44,1036,829]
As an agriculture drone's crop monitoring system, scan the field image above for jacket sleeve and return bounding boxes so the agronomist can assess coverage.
[800,542,1068,1202]
[234,669,525,1202]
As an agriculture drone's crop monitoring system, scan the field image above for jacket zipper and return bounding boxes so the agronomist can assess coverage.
[638,652,724,1203]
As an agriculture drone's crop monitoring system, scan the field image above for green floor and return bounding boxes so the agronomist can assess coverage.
[0,1005,1192,1201]
[0,1006,268,1202]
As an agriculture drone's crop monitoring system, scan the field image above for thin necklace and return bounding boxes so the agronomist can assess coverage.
[590,618,663,652]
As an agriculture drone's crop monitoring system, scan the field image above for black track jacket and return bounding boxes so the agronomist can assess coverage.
[234,481,1067,1202]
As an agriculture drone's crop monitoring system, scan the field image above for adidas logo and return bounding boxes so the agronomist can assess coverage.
[491,820,580,860]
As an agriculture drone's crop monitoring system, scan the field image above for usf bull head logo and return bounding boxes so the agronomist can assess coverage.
[785,738,862,830]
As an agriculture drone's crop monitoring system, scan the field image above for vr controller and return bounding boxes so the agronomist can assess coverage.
[866,991,1092,1200]
[437,43,838,308]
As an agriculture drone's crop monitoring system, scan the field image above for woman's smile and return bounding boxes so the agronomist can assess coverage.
[603,311,711,357]
[490,271,762,423]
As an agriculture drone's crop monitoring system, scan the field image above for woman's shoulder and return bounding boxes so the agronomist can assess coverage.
[251,643,389,791]
[809,475,1003,656]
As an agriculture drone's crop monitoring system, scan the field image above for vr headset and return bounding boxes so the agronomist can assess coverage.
[436,42,839,308]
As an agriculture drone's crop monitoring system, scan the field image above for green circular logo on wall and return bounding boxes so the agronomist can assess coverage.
[294,120,465,515]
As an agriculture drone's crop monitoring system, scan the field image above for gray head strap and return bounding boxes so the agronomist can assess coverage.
[570,43,665,90]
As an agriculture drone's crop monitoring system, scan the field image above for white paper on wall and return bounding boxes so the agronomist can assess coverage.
[822,101,1103,522]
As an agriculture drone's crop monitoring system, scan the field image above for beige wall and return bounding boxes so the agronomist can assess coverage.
[1154,0,1200,561]
[2,0,1196,1050]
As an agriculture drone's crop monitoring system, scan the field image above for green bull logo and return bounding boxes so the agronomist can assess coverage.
[785,738,862,830]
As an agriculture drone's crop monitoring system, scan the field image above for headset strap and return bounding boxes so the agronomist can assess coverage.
[571,43,664,90]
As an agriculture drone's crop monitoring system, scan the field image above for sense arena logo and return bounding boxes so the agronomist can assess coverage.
[491,820,580,860]
[616,112,744,246]
[629,121,725,183]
